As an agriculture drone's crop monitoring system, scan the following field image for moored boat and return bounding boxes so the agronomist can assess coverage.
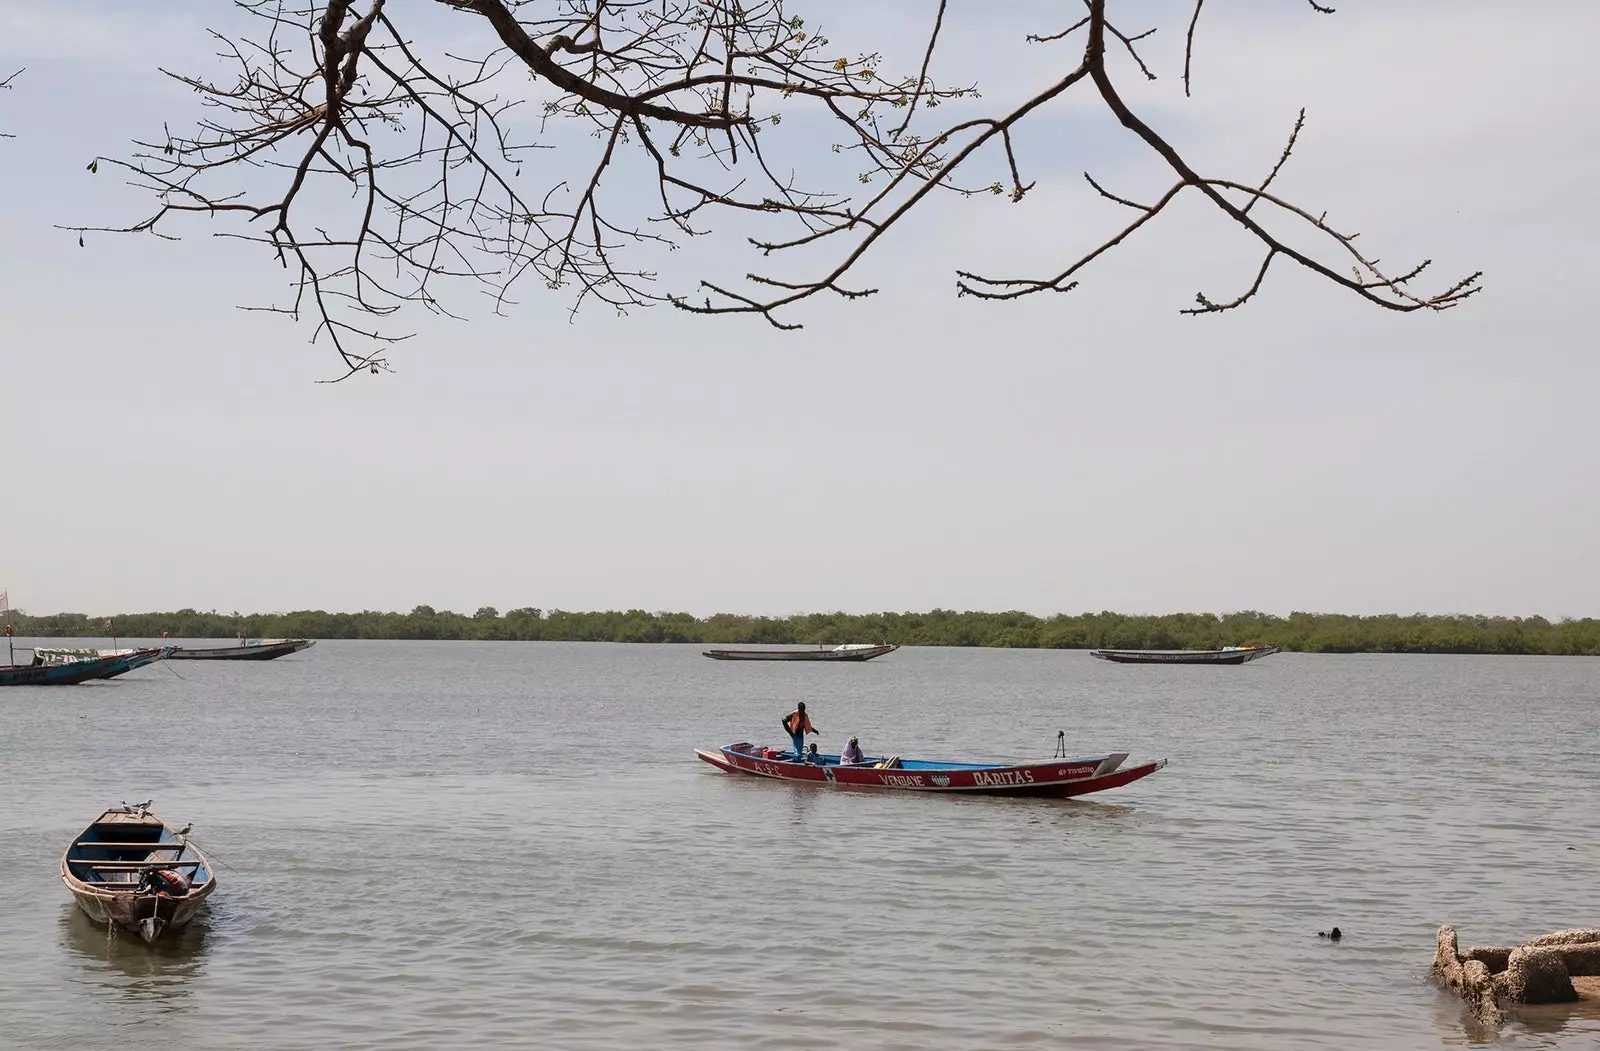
[0,648,168,686]
[169,638,315,661]
[1090,645,1279,665]
[702,643,898,662]
[32,646,175,678]
[60,802,217,942]
[696,742,1165,798]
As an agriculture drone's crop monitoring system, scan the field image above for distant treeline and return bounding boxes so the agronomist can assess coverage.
[5,607,1600,655]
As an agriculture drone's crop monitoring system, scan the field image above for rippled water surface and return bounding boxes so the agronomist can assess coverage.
[2,641,1597,1050]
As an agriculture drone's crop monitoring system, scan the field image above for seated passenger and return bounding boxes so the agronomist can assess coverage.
[805,742,821,764]
[840,736,865,765]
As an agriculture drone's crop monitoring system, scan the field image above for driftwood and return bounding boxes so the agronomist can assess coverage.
[1433,925,1600,1027]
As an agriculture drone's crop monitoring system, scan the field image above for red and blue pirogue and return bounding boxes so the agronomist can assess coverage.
[696,742,1166,798]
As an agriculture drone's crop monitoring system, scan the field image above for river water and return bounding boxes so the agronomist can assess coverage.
[0,641,1595,1049]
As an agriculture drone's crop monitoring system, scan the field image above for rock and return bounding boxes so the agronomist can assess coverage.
[1461,960,1504,1027]
[1524,928,1600,948]
[1435,924,1600,1028]
[1463,946,1512,971]
[1433,925,1464,988]
[1502,945,1578,1004]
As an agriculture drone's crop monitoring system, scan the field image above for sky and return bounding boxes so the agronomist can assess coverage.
[1,1,1596,620]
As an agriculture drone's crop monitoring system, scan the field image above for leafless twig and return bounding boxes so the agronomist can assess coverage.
[73,0,1474,376]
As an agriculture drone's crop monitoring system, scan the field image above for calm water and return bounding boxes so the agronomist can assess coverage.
[1,641,1596,1050]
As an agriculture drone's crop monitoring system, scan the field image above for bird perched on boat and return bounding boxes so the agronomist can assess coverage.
[1318,927,1343,942]
[175,823,192,836]
[122,798,153,813]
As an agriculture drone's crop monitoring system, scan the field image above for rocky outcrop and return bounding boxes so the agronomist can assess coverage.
[1433,926,1503,1026]
[1434,925,1600,1027]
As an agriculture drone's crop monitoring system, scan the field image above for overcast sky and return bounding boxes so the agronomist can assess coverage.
[1,1,1595,619]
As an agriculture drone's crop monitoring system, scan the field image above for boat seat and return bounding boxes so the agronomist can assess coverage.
[73,841,183,850]
[77,859,204,869]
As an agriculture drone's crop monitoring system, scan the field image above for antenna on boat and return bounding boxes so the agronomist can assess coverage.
[1053,730,1067,759]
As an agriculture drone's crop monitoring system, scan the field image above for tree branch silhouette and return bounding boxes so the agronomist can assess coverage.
[71,0,1477,377]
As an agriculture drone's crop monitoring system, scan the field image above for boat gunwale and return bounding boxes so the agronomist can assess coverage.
[719,742,1119,773]
[59,809,218,901]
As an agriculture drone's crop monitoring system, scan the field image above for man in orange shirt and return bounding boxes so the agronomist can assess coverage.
[784,702,818,762]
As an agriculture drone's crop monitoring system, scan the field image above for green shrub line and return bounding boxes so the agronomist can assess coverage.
[6,607,1598,655]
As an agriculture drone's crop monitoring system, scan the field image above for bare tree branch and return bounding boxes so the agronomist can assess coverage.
[70,0,1475,376]
[1,68,20,140]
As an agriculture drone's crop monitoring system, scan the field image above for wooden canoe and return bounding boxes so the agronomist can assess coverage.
[1090,645,1279,665]
[702,643,898,662]
[0,648,166,686]
[697,742,1165,798]
[60,804,217,943]
[169,638,315,661]
[31,646,174,678]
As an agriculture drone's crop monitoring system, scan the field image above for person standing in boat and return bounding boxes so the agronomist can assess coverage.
[840,736,865,765]
[784,702,818,761]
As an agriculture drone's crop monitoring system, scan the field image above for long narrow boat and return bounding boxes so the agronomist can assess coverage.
[169,638,315,661]
[32,646,175,678]
[0,648,166,686]
[702,643,899,662]
[1090,645,1279,665]
[60,803,217,942]
[696,742,1165,798]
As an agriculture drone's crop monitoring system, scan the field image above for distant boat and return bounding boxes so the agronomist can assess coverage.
[697,742,1166,798]
[0,648,170,686]
[701,643,899,662]
[32,646,174,678]
[60,802,217,943]
[169,638,315,661]
[1090,645,1279,665]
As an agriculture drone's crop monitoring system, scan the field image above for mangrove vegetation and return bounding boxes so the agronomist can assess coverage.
[4,608,1598,655]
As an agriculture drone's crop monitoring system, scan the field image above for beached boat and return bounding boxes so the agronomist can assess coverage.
[1090,645,1279,665]
[60,802,217,943]
[0,648,168,686]
[702,643,899,662]
[32,646,174,678]
[169,638,315,661]
[696,742,1165,798]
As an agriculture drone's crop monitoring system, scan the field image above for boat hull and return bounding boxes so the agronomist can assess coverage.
[99,648,173,678]
[0,650,160,686]
[696,743,1165,798]
[1091,646,1278,665]
[61,806,218,943]
[169,639,315,661]
[67,883,212,942]
[702,644,898,662]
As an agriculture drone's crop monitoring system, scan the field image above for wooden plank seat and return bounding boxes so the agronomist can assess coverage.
[76,859,205,869]
[73,842,188,850]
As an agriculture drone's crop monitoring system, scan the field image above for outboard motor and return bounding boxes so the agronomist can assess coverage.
[139,868,191,896]
[152,869,192,896]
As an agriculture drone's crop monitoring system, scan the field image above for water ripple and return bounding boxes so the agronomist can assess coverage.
[1,644,1598,1049]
